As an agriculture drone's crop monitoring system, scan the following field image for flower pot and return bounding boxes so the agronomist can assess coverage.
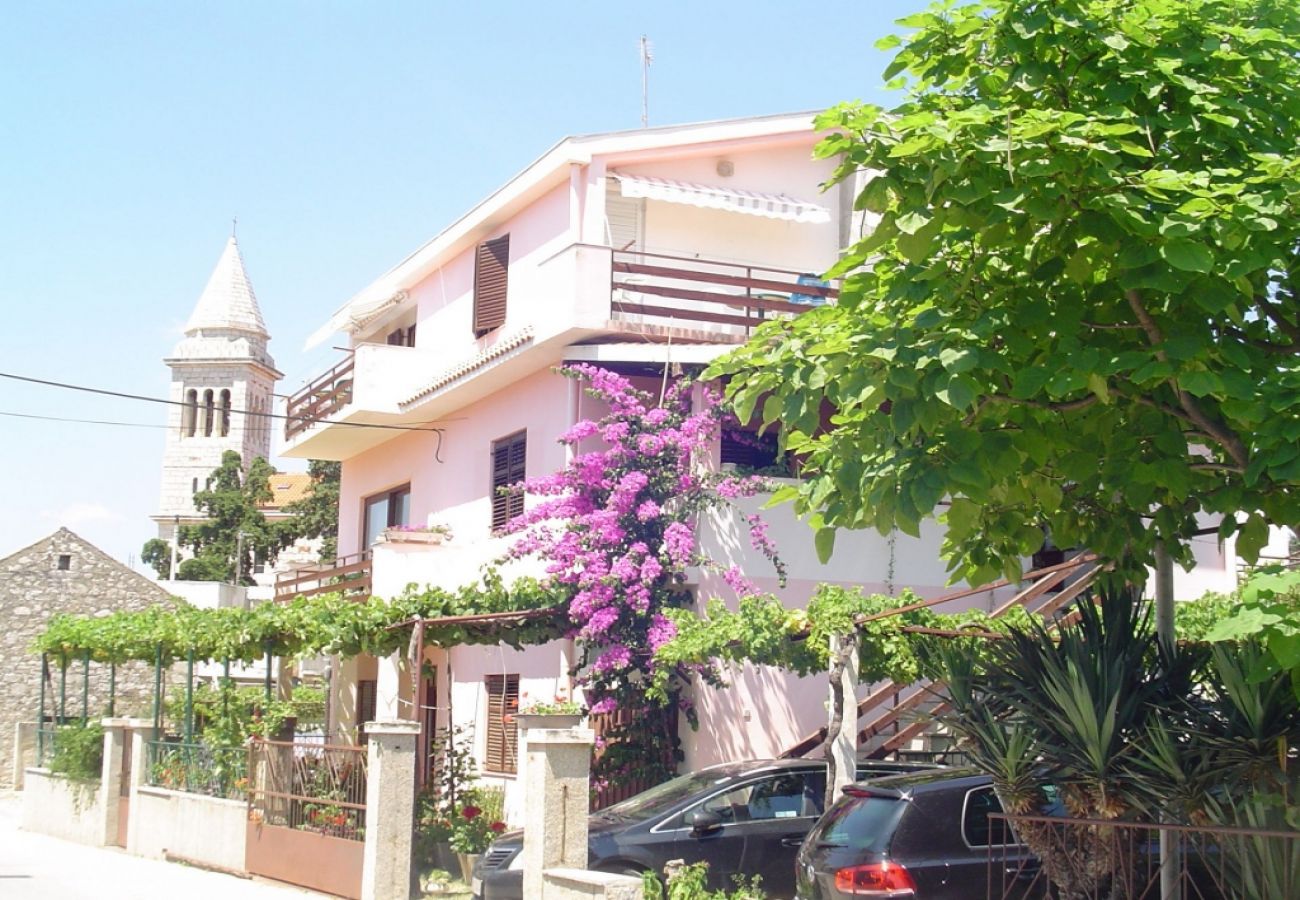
[456,852,480,884]
[514,712,584,732]
[381,528,449,545]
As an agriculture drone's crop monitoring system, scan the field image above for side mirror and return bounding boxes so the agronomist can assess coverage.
[686,808,724,835]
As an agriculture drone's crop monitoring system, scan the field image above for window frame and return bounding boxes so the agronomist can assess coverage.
[490,431,527,531]
[472,234,510,337]
[483,673,520,775]
[361,483,412,548]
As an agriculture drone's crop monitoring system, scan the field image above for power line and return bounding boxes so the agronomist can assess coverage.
[0,371,446,435]
[0,410,168,429]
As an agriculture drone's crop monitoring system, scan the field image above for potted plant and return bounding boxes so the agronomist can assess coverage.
[381,523,453,545]
[420,868,454,894]
[449,802,507,883]
[513,689,585,731]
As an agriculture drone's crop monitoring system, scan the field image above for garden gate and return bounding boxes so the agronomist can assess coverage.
[245,737,367,899]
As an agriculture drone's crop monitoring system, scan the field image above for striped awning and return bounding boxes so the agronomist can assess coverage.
[613,173,831,224]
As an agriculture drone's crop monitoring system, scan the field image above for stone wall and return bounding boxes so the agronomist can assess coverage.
[0,528,176,788]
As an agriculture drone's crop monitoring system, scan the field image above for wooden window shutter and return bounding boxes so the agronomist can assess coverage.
[491,431,527,530]
[473,235,510,336]
[484,674,519,774]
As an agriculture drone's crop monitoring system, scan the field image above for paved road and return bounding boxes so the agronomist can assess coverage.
[0,791,330,900]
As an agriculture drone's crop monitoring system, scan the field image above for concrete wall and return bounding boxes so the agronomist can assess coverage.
[129,786,247,871]
[544,869,643,900]
[22,768,104,845]
[10,721,35,789]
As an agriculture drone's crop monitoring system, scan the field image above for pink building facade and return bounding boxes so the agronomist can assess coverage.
[281,113,1245,821]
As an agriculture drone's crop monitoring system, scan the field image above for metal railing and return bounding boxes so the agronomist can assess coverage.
[146,740,248,800]
[248,738,368,842]
[988,812,1300,900]
[284,353,355,440]
[35,727,58,767]
[611,249,837,334]
[274,550,372,601]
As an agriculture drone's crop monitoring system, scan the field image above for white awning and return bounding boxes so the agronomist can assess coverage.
[303,289,407,350]
[613,173,831,224]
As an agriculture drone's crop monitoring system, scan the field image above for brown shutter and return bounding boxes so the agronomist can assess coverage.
[484,674,519,774]
[473,235,510,336]
[491,431,527,530]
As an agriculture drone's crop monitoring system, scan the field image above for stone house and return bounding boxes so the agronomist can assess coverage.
[0,527,176,788]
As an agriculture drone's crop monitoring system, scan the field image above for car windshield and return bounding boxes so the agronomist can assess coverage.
[599,770,740,820]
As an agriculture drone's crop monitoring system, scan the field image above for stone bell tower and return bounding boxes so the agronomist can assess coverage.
[153,236,282,541]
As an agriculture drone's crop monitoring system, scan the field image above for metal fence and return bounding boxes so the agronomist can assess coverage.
[35,727,58,767]
[146,740,248,800]
[988,812,1300,900]
[247,738,368,842]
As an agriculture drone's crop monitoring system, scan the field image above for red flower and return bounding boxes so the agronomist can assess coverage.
[490,821,507,833]
[461,805,482,820]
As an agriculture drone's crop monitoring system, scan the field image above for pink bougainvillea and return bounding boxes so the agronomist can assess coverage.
[502,364,784,789]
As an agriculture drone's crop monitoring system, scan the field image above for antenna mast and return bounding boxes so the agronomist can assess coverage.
[640,35,654,127]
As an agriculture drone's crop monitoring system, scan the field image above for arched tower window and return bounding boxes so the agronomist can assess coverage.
[184,389,198,437]
[203,390,215,437]
[220,390,231,437]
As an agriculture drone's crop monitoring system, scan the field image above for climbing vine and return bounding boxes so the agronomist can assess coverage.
[652,583,1039,694]
[33,571,566,667]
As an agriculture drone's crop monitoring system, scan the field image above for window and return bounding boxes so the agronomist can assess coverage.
[219,389,231,437]
[490,431,526,530]
[962,786,1014,847]
[472,235,510,336]
[56,554,71,571]
[385,325,416,347]
[203,389,215,436]
[184,389,198,437]
[357,679,377,744]
[363,484,411,547]
[192,477,199,494]
[690,772,823,825]
[484,674,519,774]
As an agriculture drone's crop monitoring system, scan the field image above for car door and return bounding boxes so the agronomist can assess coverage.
[735,769,827,898]
[955,785,1043,900]
[665,781,754,889]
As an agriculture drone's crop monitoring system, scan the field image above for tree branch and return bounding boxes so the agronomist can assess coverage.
[1125,289,1250,469]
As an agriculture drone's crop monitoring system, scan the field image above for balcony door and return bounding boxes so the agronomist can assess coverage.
[363,484,411,548]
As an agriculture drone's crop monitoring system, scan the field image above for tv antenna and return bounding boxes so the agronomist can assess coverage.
[640,35,654,127]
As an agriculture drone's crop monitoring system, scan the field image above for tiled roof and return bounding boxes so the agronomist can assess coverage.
[260,473,313,510]
[185,237,269,337]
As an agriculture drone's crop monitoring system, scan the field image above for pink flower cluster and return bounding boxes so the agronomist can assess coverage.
[502,365,786,782]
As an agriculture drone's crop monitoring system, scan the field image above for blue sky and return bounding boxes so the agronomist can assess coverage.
[0,1,928,570]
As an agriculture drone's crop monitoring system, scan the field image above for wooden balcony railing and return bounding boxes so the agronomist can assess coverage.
[284,354,356,440]
[274,550,372,602]
[611,250,838,333]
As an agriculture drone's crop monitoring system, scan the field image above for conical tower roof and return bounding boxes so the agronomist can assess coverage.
[184,236,268,337]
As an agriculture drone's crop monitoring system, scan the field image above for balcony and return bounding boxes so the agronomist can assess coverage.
[285,354,355,440]
[282,246,837,459]
[274,551,372,602]
[610,249,837,334]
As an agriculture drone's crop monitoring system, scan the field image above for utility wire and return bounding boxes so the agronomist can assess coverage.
[0,410,168,429]
[0,371,446,435]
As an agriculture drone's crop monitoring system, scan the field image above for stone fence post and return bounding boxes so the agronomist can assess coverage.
[97,718,132,846]
[124,717,151,853]
[521,724,641,900]
[361,719,418,900]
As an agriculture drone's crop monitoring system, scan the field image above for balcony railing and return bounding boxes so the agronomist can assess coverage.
[285,354,355,440]
[611,249,837,332]
[274,550,372,602]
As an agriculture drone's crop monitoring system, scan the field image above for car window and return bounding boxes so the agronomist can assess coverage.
[962,786,1014,847]
[604,770,739,820]
[689,773,824,825]
[810,793,904,852]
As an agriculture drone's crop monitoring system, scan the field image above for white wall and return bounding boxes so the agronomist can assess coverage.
[129,786,247,872]
[22,768,104,845]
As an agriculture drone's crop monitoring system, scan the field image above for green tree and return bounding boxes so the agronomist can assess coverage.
[284,460,341,561]
[710,0,1300,586]
[177,451,289,584]
[140,538,173,581]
